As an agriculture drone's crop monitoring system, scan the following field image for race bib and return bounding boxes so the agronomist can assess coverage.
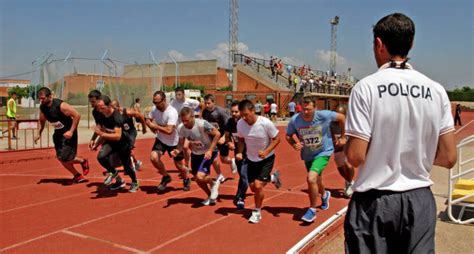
[51,121,65,130]
[123,123,130,131]
[299,125,323,151]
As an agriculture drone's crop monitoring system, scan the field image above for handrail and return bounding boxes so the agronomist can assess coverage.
[447,134,474,224]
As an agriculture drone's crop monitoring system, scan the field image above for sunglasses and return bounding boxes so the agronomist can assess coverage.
[153,100,163,105]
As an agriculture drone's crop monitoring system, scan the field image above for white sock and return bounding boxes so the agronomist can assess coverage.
[309,207,316,212]
[254,208,261,213]
[270,174,275,182]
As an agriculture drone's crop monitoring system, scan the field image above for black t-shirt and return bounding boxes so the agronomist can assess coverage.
[121,107,136,134]
[40,98,72,134]
[101,109,130,145]
[92,108,103,125]
[202,106,230,135]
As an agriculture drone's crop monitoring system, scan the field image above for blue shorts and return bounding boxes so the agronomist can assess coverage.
[191,151,218,175]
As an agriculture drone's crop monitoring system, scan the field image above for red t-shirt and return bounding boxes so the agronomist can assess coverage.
[296,104,302,113]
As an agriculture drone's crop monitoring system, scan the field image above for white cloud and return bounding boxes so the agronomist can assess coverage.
[168,50,189,61]
[314,49,373,78]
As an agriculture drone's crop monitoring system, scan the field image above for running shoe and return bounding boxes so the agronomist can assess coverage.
[321,190,331,210]
[80,159,90,176]
[231,158,238,174]
[344,181,354,197]
[236,199,245,209]
[183,178,191,191]
[72,174,86,184]
[272,170,282,189]
[248,210,262,224]
[129,181,139,193]
[157,175,172,191]
[301,208,317,223]
[210,180,220,200]
[201,197,216,206]
[109,180,126,190]
[135,160,142,171]
[104,172,118,186]
[217,174,225,183]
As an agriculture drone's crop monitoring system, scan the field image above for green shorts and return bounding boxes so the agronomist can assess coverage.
[305,156,330,175]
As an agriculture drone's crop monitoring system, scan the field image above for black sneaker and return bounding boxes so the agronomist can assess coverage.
[183,178,191,191]
[109,180,126,190]
[157,175,172,191]
[81,159,90,176]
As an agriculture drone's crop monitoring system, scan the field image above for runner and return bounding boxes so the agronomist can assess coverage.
[6,92,17,139]
[87,90,103,151]
[95,95,138,192]
[111,100,147,171]
[330,106,355,197]
[34,87,89,184]
[146,91,190,192]
[202,94,237,184]
[172,107,221,205]
[286,94,346,223]
[236,99,282,223]
[225,100,248,209]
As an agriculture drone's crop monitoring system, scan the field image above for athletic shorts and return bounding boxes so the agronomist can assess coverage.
[8,117,16,121]
[191,151,218,175]
[334,151,346,168]
[247,154,275,183]
[217,143,229,157]
[53,131,78,162]
[289,112,295,117]
[152,138,184,161]
[344,187,436,254]
[305,156,330,175]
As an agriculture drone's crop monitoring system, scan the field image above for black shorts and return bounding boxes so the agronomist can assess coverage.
[270,112,277,116]
[8,117,16,121]
[344,187,436,254]
[152,138,184,161]
[190,151,218,175]
[53,131,78,162]
[217,143,229,157]
[247,154,275,183]
[289,112,295,117]
[128,129,137,148]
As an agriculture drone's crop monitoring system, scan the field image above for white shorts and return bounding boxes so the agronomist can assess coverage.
[334,151,346,168]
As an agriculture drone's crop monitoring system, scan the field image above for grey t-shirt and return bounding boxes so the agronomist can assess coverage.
[177,119,216,155]
[202,106,230,135]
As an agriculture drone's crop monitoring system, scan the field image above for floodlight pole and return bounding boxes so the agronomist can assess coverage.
[168,53,179,88]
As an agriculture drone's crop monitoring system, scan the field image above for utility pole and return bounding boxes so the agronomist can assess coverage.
[229,0,239,68]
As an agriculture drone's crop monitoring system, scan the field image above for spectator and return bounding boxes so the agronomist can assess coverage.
[454,104,462,126]
[288,100,296,118]
[270,101,278,122]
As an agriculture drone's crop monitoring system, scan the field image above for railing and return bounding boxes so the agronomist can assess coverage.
[0,118,51,150]
[447,135,474,224]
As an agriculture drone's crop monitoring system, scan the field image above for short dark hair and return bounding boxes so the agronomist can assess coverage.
[11,92,17,96]
[98,95,111,106]
[175,87,185,93]
[38,87,52,97]
[204,94,215,102]
[88,89,102,99]
[373,13,415,57]
[180,106,194,117]
[231,100,240,108]
[238,99,254,111]
[153,91,166,100]
[135,98,140,103]
[302,93,318,105]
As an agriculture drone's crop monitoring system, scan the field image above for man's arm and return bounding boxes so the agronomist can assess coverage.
[60,102,80,134]
[127,109,147,133]
[345,136,369,167]
[147,120,175,135]
[260,135,280,158]
[34,111,46,143]
[433,131,457,168]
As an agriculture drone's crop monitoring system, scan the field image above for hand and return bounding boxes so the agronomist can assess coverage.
[235,153,243,161]
[204,150,212,160]
[228,142,235,151]
[88,140,95,151]
[258,150,268,159]
[94,126,103,136]
[142,127,147,134]
[217,136,226,145]
[335,136,346,148]
[170,149,180,157]
[34,135,41,144]
[63,130,73,139]
[293,142,303,151]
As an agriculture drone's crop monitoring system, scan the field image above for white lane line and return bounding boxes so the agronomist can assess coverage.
[455,120,473,134]
[62,230,146,254]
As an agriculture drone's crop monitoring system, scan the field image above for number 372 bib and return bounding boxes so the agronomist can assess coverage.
[299,125,323,151]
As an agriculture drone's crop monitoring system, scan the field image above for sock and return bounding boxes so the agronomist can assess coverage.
[270,174,275,182]
[254,208,261,213]
[309,207,316,213]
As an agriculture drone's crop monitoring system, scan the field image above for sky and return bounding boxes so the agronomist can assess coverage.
[0,0,472,89]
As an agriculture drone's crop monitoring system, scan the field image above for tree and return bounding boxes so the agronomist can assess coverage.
[8,86,28,100]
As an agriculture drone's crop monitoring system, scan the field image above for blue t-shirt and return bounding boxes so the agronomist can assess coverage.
[286,110,337,161]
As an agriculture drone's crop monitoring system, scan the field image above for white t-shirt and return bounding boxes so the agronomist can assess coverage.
[237,116,279,162]
[170,98,200,116]
[270,103,277,113]
[345,65,455,192]
[177,119,215,155]
[148,105,179,146]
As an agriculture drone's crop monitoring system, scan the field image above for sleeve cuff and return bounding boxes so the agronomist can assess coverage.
[346,131,371,142]
[440,126,455,136]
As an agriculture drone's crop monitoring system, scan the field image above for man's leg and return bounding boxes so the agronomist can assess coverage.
[150,150,168,176]
[307,171,319,208]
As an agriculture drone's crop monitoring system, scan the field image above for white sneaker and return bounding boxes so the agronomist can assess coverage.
[248,210,262,224]
[217,174,225,183]
[344,181,354,197]
[135,160,142,171]
[210,180,220,200]
[231,158,238,174]
[201,197,216,206]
